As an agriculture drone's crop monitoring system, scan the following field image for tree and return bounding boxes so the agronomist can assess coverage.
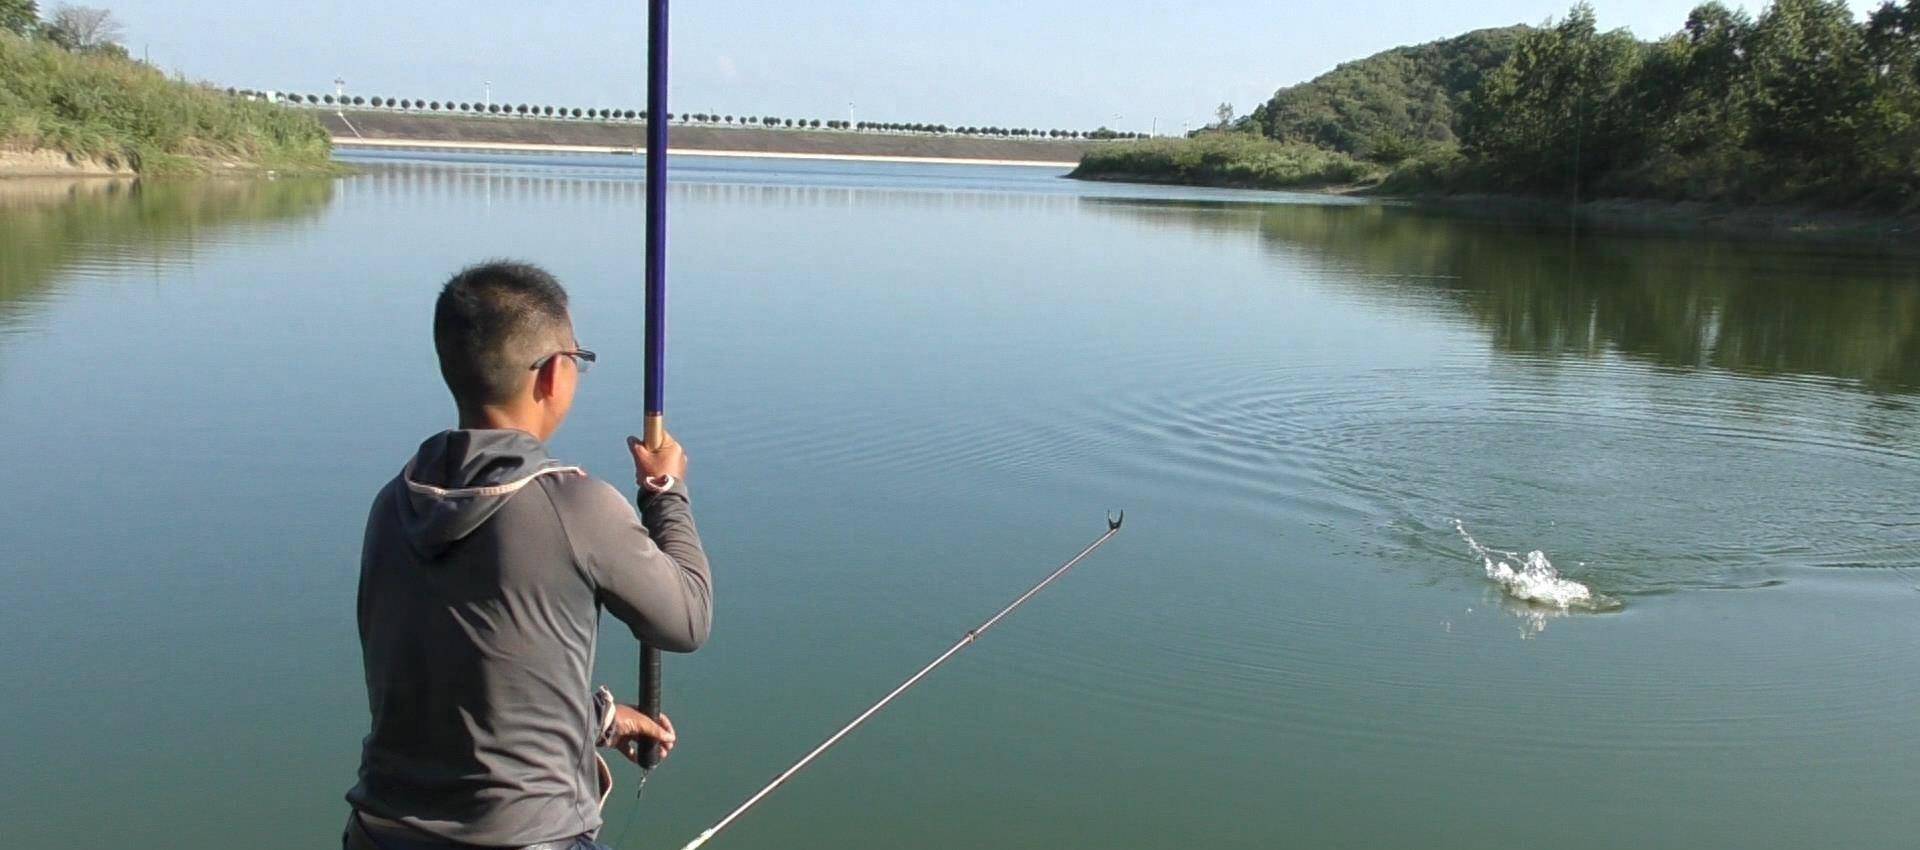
[1745,0,1877,174]
[1461,3,1645,195]
[41,3,122,51]
[1214,101,1235,128]
[1867,0,1920,82]
[0,0,35,36]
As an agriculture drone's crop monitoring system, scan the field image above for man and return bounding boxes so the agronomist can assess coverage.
[345,261,713,850]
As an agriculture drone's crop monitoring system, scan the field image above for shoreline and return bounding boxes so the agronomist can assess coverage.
[0,149,135,178]
[331,136,1077,168]
[1067,169,1368,194]
[1069,170,1920,246]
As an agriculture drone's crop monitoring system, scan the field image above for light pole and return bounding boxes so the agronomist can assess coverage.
[484,81,492,109]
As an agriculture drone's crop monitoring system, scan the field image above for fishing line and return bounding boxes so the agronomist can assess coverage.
[607,767,650,848]
[674,513,1126,850]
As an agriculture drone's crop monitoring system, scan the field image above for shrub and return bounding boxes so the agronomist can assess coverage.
[1071,133,1383,189]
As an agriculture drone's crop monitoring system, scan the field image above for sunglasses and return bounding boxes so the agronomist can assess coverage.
[529,348,598,374]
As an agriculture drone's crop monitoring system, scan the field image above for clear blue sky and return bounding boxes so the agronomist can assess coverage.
[110,0,1883,134]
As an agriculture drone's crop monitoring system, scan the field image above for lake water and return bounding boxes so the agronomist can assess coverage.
[3,152,1918,849]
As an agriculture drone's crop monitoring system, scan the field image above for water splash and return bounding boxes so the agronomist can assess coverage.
[1454,520,1616,611]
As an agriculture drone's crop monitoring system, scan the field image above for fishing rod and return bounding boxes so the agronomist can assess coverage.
[676,512,1126,850]
[637,0,671,774]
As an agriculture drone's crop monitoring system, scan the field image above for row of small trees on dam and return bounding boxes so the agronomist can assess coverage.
[237,89,1144,141]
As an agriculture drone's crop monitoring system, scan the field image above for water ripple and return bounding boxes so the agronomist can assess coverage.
[1017,351,1920,597]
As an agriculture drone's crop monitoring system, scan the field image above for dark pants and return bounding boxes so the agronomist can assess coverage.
[343,812,611,850]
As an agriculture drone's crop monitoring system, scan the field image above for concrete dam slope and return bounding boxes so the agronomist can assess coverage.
[319,110,1097,166]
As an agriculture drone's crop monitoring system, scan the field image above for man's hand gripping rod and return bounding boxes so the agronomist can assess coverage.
[676,512,1126,850]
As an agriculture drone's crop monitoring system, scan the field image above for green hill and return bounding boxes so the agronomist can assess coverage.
[1080,1,1920,217]
[1246,26,1529,159]
[0,31,332,175]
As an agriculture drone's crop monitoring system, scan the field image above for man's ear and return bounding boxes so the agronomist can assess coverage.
[531,357,557,401]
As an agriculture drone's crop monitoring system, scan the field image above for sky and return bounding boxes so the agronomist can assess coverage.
[107,0,1888,135]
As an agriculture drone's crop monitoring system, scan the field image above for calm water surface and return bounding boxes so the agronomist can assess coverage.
[3,152,1918,849]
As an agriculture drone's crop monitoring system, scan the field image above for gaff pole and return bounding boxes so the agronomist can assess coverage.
[676,513,1126,850]
[638,0,670,773]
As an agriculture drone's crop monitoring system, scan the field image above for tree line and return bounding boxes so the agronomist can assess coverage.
[1443,0,1920,208]
[5,0,1144,145]
[247,90,1142,141]
[1222,1,1920,211]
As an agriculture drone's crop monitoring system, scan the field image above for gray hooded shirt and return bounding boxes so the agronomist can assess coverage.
[347,429,711,846]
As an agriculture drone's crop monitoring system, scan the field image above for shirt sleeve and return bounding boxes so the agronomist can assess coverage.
[557,476,713,652]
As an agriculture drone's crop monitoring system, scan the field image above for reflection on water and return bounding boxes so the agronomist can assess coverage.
[0,177,335,332]
[1093,199,1920,392]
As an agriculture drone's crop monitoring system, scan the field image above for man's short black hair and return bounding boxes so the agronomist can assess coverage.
[434,261,574,411]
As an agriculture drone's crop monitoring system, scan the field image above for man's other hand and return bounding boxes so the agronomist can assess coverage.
[627,432,689,484]
[611,705,677,764]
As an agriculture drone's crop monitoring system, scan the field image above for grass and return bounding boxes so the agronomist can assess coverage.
[1069,132,1384,190]
[0,32,334,175]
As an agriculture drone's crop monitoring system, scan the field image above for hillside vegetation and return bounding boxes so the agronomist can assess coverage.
[1071,133,1380,190]
[1081,0,1920,215]
[1452,0,1920,208]
[0,31,332,174]
[1246,26,1527,160]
